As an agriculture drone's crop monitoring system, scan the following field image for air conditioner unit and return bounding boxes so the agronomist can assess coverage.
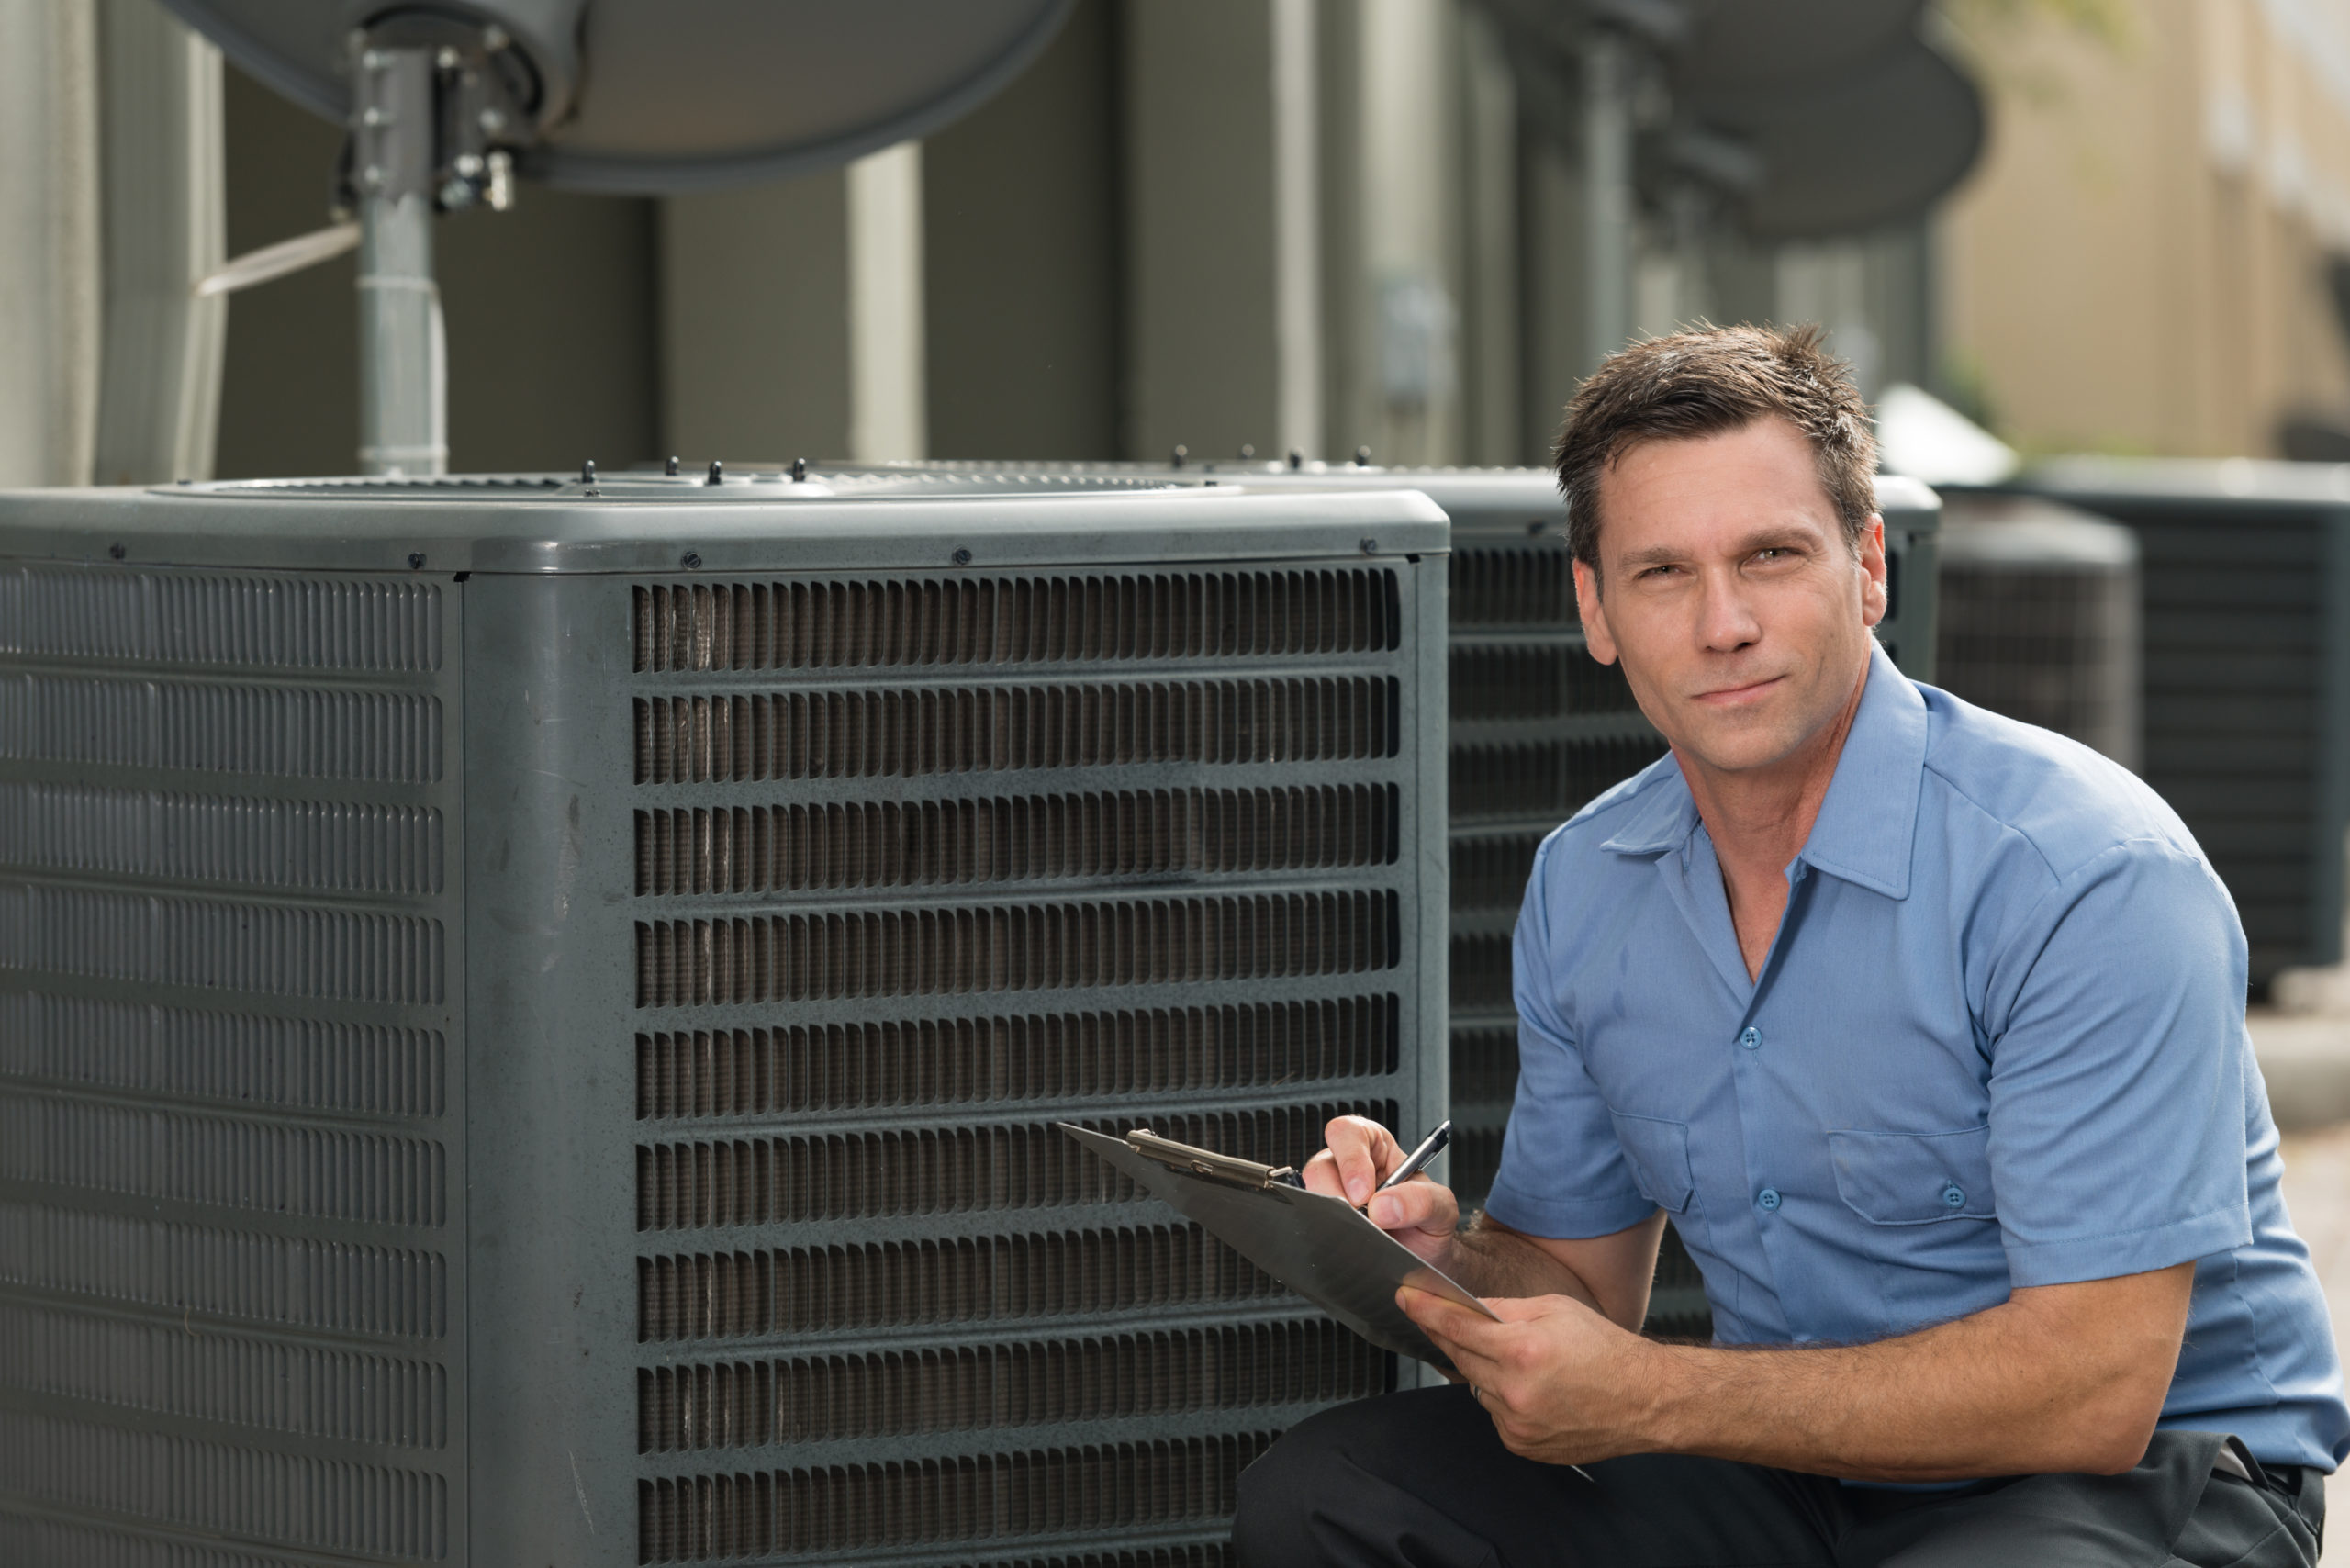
[1934,493,2140,768]
[823,464,1941,1347]
[0,472,1449,1568]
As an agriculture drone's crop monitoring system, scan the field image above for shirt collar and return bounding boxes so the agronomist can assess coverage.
[1598,644,1927,900]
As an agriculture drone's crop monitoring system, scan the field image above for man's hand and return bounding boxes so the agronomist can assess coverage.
[1404,1287,1662,1465]
[1300,1114,1459,1262]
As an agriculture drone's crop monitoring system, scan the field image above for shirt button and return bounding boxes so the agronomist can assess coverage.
[1942,1185,1965,1209]
[1757,1187,1782,1212]
[1739,1026,1762,1050]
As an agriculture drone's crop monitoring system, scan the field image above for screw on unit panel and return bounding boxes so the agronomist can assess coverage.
[408,552,426,569]
[791,457,808,482]
[581,459,597,484]
[1528,520,1547,535]
[1288,450,1303,469]
[1239,444,1255,459]
[1354,445,1371,466]
[1170,444,1188,469]
[1360,538,1378,555]
[107,543,125,561]
[953,548,973,566]
[681,551,702,569]
[707,460,723,486]
[666,455,679,476]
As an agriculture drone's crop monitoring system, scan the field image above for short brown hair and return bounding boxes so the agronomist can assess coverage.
[1551,323,1877,574]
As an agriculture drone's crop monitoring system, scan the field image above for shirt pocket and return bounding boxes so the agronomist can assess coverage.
[1606,1112,1695,1214]
[1827,1124,1996,1225]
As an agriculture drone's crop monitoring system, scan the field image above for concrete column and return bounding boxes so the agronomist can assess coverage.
[1582,30,1634,368]
[847,141,928,463]
[1122,0,1282,460]
[93,0,227,486]
[1358,0,1462,465]
[0,0,101,487]
[1271,0,1324,461]
[1458,3,1521,465]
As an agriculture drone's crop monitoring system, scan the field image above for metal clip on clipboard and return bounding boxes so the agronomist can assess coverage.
[1123,1128,1308,1192]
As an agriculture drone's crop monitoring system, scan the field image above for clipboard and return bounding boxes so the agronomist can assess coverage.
[1058,1123,1498,1373]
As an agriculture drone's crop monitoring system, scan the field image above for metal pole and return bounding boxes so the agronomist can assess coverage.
[1582,29,1632,368]
[352,42,445,476]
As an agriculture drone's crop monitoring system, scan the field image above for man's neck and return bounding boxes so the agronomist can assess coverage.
[1676,655,1873,888]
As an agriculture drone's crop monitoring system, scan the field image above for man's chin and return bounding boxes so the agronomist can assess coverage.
[1664,717,1805,777]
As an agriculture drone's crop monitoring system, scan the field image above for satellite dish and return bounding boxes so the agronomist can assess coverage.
[1697,31,1983,240]
[1670,0,1927,100]
[158,0,1073,194]
[159,0,1072,477]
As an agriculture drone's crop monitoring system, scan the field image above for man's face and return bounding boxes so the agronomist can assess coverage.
[1573,418,1886,778]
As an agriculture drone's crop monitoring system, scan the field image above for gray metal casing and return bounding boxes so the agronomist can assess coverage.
[0,476,1450,1567]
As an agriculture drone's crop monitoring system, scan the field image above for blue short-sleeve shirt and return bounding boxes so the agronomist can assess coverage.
[1486,644,2350,1471]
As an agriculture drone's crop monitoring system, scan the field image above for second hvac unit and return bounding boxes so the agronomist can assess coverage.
[0,474,1448,1567]
[1934,492,2140,768]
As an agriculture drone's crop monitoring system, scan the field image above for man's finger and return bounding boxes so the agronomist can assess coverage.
[1400,1287,1508,1383]
[1365,1175,1457,1234]
[1298,1149,1348,1200]
[1323,1114,1400,1206]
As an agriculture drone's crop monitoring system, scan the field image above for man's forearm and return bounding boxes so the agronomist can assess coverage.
[1638,1280,2185,1480]
[1441,1214,1616,1318]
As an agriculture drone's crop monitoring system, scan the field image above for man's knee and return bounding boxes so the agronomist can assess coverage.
[1233,1388,1494,1568]
[1232,1402,1364,1565]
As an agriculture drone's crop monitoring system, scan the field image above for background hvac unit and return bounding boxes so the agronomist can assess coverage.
[1933,493,2141,768]
[826,462,1942,1346]
[1987,459,2350,992]
[0,473,1449,1568]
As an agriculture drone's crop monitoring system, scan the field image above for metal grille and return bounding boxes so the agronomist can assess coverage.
[634,891,1398,1007]
[640,1322,1386,1451]
[637,1102,1393,1229]
[632,677,1398,783]
[634,570,1399,672]
[638,1433,1273,1562]
[0,567,462,1563]
[636,999,1399,1118]
[632,562,1427,1564]
[635,786,1397,893]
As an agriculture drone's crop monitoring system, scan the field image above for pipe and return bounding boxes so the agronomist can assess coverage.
[352,43,446,477]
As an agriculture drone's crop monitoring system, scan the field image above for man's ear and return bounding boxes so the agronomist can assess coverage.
[1857,514,1888,631]
[1572,558,1619,666]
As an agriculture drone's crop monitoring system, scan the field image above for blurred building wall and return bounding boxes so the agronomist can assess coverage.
[1940,0,2350,457]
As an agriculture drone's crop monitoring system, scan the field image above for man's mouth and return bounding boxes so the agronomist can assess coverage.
[1690,675,1784,707]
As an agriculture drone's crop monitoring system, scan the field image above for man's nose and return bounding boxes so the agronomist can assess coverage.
[1695,569,1762,652]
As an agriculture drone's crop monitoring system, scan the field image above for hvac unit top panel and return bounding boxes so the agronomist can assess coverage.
[3,479,1449,577]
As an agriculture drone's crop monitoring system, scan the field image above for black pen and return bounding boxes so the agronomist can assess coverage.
[1374,1119,1451,1194]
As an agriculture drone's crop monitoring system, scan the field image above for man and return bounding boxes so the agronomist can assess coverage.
[1232,325,2348,1566]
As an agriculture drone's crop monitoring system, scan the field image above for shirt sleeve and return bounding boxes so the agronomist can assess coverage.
[1481,834,1657,1240]
[1985,838,2254,1287]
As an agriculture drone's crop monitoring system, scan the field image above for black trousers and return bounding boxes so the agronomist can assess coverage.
[1232,1386,2326,1568]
